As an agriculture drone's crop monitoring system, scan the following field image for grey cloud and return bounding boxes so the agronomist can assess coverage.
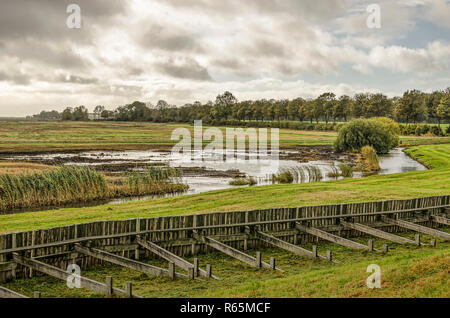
[3,39,88,70]
[0,71,31,85]
[57,74,98,85]
[155,58,212,81]
[161,0,349,21]
[140,24,203,52]
[0,0,127,41]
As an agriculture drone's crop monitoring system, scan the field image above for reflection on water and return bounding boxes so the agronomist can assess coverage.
[378,148,427,175]
[107,148,427,204]
[5,148,427,206]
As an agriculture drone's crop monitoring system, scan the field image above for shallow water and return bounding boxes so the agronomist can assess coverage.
[4,147,427,207]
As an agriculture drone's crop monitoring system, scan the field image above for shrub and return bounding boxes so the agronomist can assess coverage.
[272,170,294,184]
[429,126,443,136]
[334,118,400,154]
[229,177,257,186]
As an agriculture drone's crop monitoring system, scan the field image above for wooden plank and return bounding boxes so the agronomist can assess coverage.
[12,253,142,298]
[256,231,328,261]
[136,236,218,280]
[296,223,370,250]
[432,215,450,226]
[340,220,417,245]
[382,217,450,241]
[0,286,28,298]
[194,234,283,272]
[74,244,187,280]
[2,202,450,256]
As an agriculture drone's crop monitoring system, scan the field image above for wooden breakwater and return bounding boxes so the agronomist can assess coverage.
[0,195,449,284]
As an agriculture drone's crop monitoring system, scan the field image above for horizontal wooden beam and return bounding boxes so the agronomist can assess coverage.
[382,217,450,241]
[340,220,416,245]
[432,215,450,226]
[296,223,370,250]
[256,231,329,261]
[136,236,218,280]
[195,234,283,271]
[74,244,186,280]
[0,286,28,298]
[12,253,142,298]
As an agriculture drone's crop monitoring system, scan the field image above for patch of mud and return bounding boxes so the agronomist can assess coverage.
[281,145,357,162]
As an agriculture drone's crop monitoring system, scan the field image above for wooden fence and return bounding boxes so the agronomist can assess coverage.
[0,195,449,284]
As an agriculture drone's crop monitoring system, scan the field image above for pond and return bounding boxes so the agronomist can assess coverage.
[5,147,426,207]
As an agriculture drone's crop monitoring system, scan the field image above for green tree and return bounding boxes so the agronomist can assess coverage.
[437,94,450,124]
[62,107,73,121]
[425,91,445,126]
[72,106,89,121]
[212,91,237,121]
[93,105,105,120]
[365,93,393,118]
[335,95,352,122]
[352,93,370,118]
[395,90,426,123]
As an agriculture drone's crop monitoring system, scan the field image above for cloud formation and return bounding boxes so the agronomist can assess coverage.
[0,0,449,116]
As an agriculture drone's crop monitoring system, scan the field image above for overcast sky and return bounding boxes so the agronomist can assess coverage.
[0,0,449,116]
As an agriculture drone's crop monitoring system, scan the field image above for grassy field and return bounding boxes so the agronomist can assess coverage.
[0,143,449,234]
[3,233,448,298]
[0,121,448,153]
[1,121,449,298]
[0,121,336,153]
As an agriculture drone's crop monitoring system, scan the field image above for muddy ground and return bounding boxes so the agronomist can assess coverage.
[0,145,357,179]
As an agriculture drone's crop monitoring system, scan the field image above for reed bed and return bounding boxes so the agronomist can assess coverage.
[0,166,188,212]
[0,167,109,211]
[229,177,257,186]
[115,167,188,196]
[271,165,323,184]
[327,163,354,178]
[357,145,380,173]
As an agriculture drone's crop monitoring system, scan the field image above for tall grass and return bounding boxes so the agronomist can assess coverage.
[118,167,187,197]
[0,167,108,211]
[338,163,354,178]
[358,145,380,172]
[0,166,188,212]
[272,165,323,184]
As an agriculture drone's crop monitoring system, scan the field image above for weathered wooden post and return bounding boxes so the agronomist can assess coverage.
[125,282,132,298]
[188,267,195,280]
[383,244,389,253]
[105,276,113,296]
[135,219,141,260]
[256,252,262,268]
[368,239,374,252]
[270,257,276,270]
[430,239,437,247]
[193,258,199,278]
[312,245,318,258]
[168,262,175,280]
[34,291,41,298]
[415,234,421,246]
[244,212,249,251]
[326,250,333,262]
[206,264,212,279]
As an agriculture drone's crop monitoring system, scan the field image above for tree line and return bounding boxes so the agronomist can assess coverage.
[29,88,450,125]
